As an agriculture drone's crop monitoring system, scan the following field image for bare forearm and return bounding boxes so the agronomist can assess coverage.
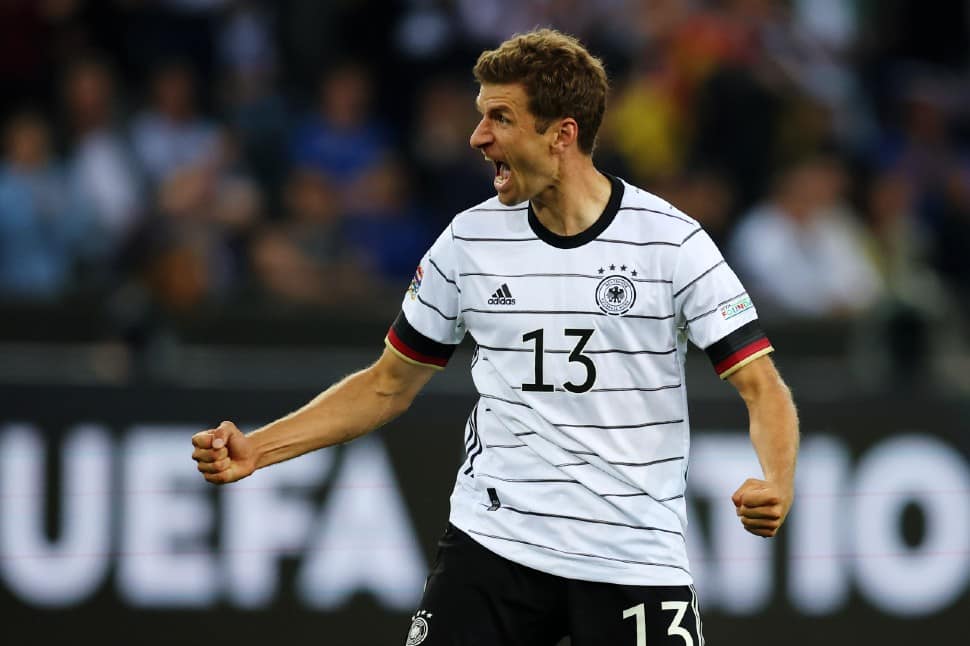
[726,357,799,536]
[746,379,799,489]
[248,367,410,470]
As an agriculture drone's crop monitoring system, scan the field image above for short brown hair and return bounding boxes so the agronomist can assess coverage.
[473,29,609,155]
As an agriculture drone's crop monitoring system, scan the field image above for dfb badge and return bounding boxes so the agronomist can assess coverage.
[406,609,432,645]
[595,274,636,315]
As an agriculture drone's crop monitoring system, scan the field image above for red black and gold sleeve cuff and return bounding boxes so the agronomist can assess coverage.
[385,311,457,370]
[705,320,774,379]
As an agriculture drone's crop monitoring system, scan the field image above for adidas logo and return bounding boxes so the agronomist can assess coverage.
[487,283,516,305]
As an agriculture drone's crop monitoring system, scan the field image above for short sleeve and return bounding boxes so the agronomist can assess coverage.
[385,225,465,369]
[672,226,773,379]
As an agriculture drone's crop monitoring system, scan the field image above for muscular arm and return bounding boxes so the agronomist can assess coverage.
[192,348,438,483]
[727,355,800,537]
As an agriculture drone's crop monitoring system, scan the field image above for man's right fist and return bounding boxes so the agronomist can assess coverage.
[191,420,257,484]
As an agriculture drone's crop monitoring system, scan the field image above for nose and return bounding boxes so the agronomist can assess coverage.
[469,118,492,151]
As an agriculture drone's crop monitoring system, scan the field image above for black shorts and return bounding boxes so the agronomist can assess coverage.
[405,524,704,646]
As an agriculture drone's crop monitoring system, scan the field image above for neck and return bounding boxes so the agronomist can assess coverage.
[531,157,612,236]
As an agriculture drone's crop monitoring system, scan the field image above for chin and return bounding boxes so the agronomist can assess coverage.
[495,192,520,206]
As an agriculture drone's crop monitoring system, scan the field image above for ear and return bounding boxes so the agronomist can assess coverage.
[550,118,579,153]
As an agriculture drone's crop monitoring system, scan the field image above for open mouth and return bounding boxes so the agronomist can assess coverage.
[493,160,512,190]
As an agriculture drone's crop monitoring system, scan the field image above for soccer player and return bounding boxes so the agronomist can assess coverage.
[192,29,799,645]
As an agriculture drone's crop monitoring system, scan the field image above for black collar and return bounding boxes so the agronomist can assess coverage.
[527,173,624,249]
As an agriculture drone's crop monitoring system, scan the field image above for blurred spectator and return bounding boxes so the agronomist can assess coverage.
[0,0,119,116]
[159,161,258,297]
[605,0,817,209]
[216,1,290,209]
[600,0,696,186]
[655,166,735,248]
[130,59,222,186]
[62,56,144,250]
[862,165,940,308]
[453,0,628,49]
[248,167,373,307]
[343,159,434,287]
[793,0,856,52]
[0,110,102,299]
[760,0,871,149]
[681,1,791,215]
[604,63,686,186]
[849,162,969,387]
[120,133,262,317]
[410,76,493,229]
[728,154,884,320]
[871,77,970,300]
[874,80,960,220]
[289,61,394,192]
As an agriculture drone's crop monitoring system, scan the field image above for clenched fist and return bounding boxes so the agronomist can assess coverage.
[191,421,257,484]
[732,478,792,538]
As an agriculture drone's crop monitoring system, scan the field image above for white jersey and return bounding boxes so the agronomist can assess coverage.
[386,175,773,586]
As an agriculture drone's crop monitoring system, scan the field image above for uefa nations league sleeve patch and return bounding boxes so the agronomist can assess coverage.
[407,265,424,300]
[719,294,753,320]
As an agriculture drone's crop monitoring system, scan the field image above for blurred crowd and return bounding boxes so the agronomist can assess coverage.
[1,0,969,343]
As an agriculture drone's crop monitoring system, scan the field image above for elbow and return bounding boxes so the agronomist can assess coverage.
[731,362,795,412]
[740,373,791,407]
[383,390,415,420]
[372,372,417,421]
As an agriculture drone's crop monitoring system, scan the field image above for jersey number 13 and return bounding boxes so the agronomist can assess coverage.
[522,328,596,394]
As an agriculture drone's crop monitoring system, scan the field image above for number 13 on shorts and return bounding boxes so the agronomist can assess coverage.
[622,600,695,646]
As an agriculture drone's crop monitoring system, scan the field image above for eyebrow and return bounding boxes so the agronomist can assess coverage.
[475,97,512,116]
[479,105,511,118]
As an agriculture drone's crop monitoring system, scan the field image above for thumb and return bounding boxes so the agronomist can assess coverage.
[732,489,743,508]
[211,421,238,449]
[732,478,767,507]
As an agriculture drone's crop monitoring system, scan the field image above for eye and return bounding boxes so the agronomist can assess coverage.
[493,113,509,125]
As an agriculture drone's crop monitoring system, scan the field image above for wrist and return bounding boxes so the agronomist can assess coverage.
[246,426,275,471]
[765,474,794,495]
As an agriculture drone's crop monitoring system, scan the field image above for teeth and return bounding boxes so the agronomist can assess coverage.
[494,163,511,188]
[493,161,512,189]
[493,162,512,190]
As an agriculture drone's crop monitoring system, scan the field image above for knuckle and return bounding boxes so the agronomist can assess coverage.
[206,472,226,485]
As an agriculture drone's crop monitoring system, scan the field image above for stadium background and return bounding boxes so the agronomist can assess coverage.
[0,1,967,644]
